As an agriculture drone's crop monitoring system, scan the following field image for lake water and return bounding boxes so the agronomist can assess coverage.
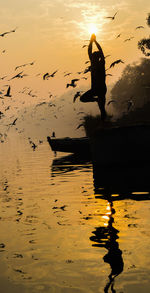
[0,131,150,293]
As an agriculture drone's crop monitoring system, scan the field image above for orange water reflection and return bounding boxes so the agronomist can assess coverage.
[0,137,150,292]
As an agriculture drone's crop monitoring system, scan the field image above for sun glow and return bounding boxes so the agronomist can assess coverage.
[88,23,98,35]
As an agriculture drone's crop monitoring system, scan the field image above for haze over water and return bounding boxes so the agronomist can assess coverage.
[1,0,150,292]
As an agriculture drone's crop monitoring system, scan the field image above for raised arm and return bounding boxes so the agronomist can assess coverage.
[94,40,105,62]
[88,41,93,60]
[88,34,96,60]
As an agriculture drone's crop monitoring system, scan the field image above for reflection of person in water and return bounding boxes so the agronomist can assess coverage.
[90,201,124,293]
[80,33,107,121]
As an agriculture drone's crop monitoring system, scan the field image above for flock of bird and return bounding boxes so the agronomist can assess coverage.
[0,14,146,146]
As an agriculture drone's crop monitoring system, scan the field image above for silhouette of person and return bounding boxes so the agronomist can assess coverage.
[80,33,107,120]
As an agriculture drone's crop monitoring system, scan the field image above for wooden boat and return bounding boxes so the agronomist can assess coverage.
[47,136,90,155]
[47,124,150,166]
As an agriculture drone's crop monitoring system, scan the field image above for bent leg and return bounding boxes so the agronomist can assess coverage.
[80,90,97,103]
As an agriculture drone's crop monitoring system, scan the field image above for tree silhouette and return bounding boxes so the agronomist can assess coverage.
[138,13,150,56]
[110,58,150,125]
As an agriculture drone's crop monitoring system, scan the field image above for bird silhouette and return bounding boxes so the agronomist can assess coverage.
[124,37,134,42]
[77,111,85,115]
[43,73,49,80]
[28,138,37,150]
[106,73,113,76]
[0,76,7,80]
[105,12,118,20]
[105,54,111,59]
[109,59,124,68]
[9,118,18,126]
[0,27,17,37]
[127,100,134,111]
[73,91,81,103]
[43,70,58,80]
[10,71,25,80]
[135,26,144,30]
[84,66,91,74]
[76,123,84,129]
[66,79,79,88]
[27,90,37,97]
[4,86,11,97]
[15,61,35,71]
[48,70,58,78]
[64,72,72,77]
[107,100,116,106]
[5,106,10,111]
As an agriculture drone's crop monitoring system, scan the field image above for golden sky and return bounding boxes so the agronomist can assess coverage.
[0,0,150,95]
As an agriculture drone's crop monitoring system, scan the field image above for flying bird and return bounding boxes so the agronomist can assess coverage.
[43,73,49,80]
[127,99,134,111]
[76,123,84,129]
[124,37,134,42]
[0,76,7,80]
[109,59,124,68]
[49,70,58,77]
[9,118,18,126]
[105,12,118,20]
[28,138,37,150]
[66,79,79,88]
[82,45,88,48]
[107,100,116,106]
[0,27,18,37]
[15,61,35,71]
[116,34,121,38]
[5,106,10,111]
[10,71,25,80]
[135,26,144,30]
[73,91,81,103]
[43,70,58,80]
[105,54,111,59]
[83,66,91,74]
[64,72,72,77]
[27,90,37,97]
[4,86,11,97]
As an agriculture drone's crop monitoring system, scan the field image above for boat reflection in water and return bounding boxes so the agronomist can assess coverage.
[51,152,92,176]
[51,153,150,292]
[93,163,150,200]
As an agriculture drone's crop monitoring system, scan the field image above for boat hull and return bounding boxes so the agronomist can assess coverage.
[90,125,150,167]
[47,125,150,167]
[47,136,90,155]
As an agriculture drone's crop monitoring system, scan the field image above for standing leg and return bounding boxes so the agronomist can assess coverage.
[97,95,107,121]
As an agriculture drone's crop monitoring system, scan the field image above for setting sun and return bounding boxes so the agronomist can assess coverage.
[88,23,98,35]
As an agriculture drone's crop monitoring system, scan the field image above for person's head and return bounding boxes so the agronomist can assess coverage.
[92,51,101,63]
